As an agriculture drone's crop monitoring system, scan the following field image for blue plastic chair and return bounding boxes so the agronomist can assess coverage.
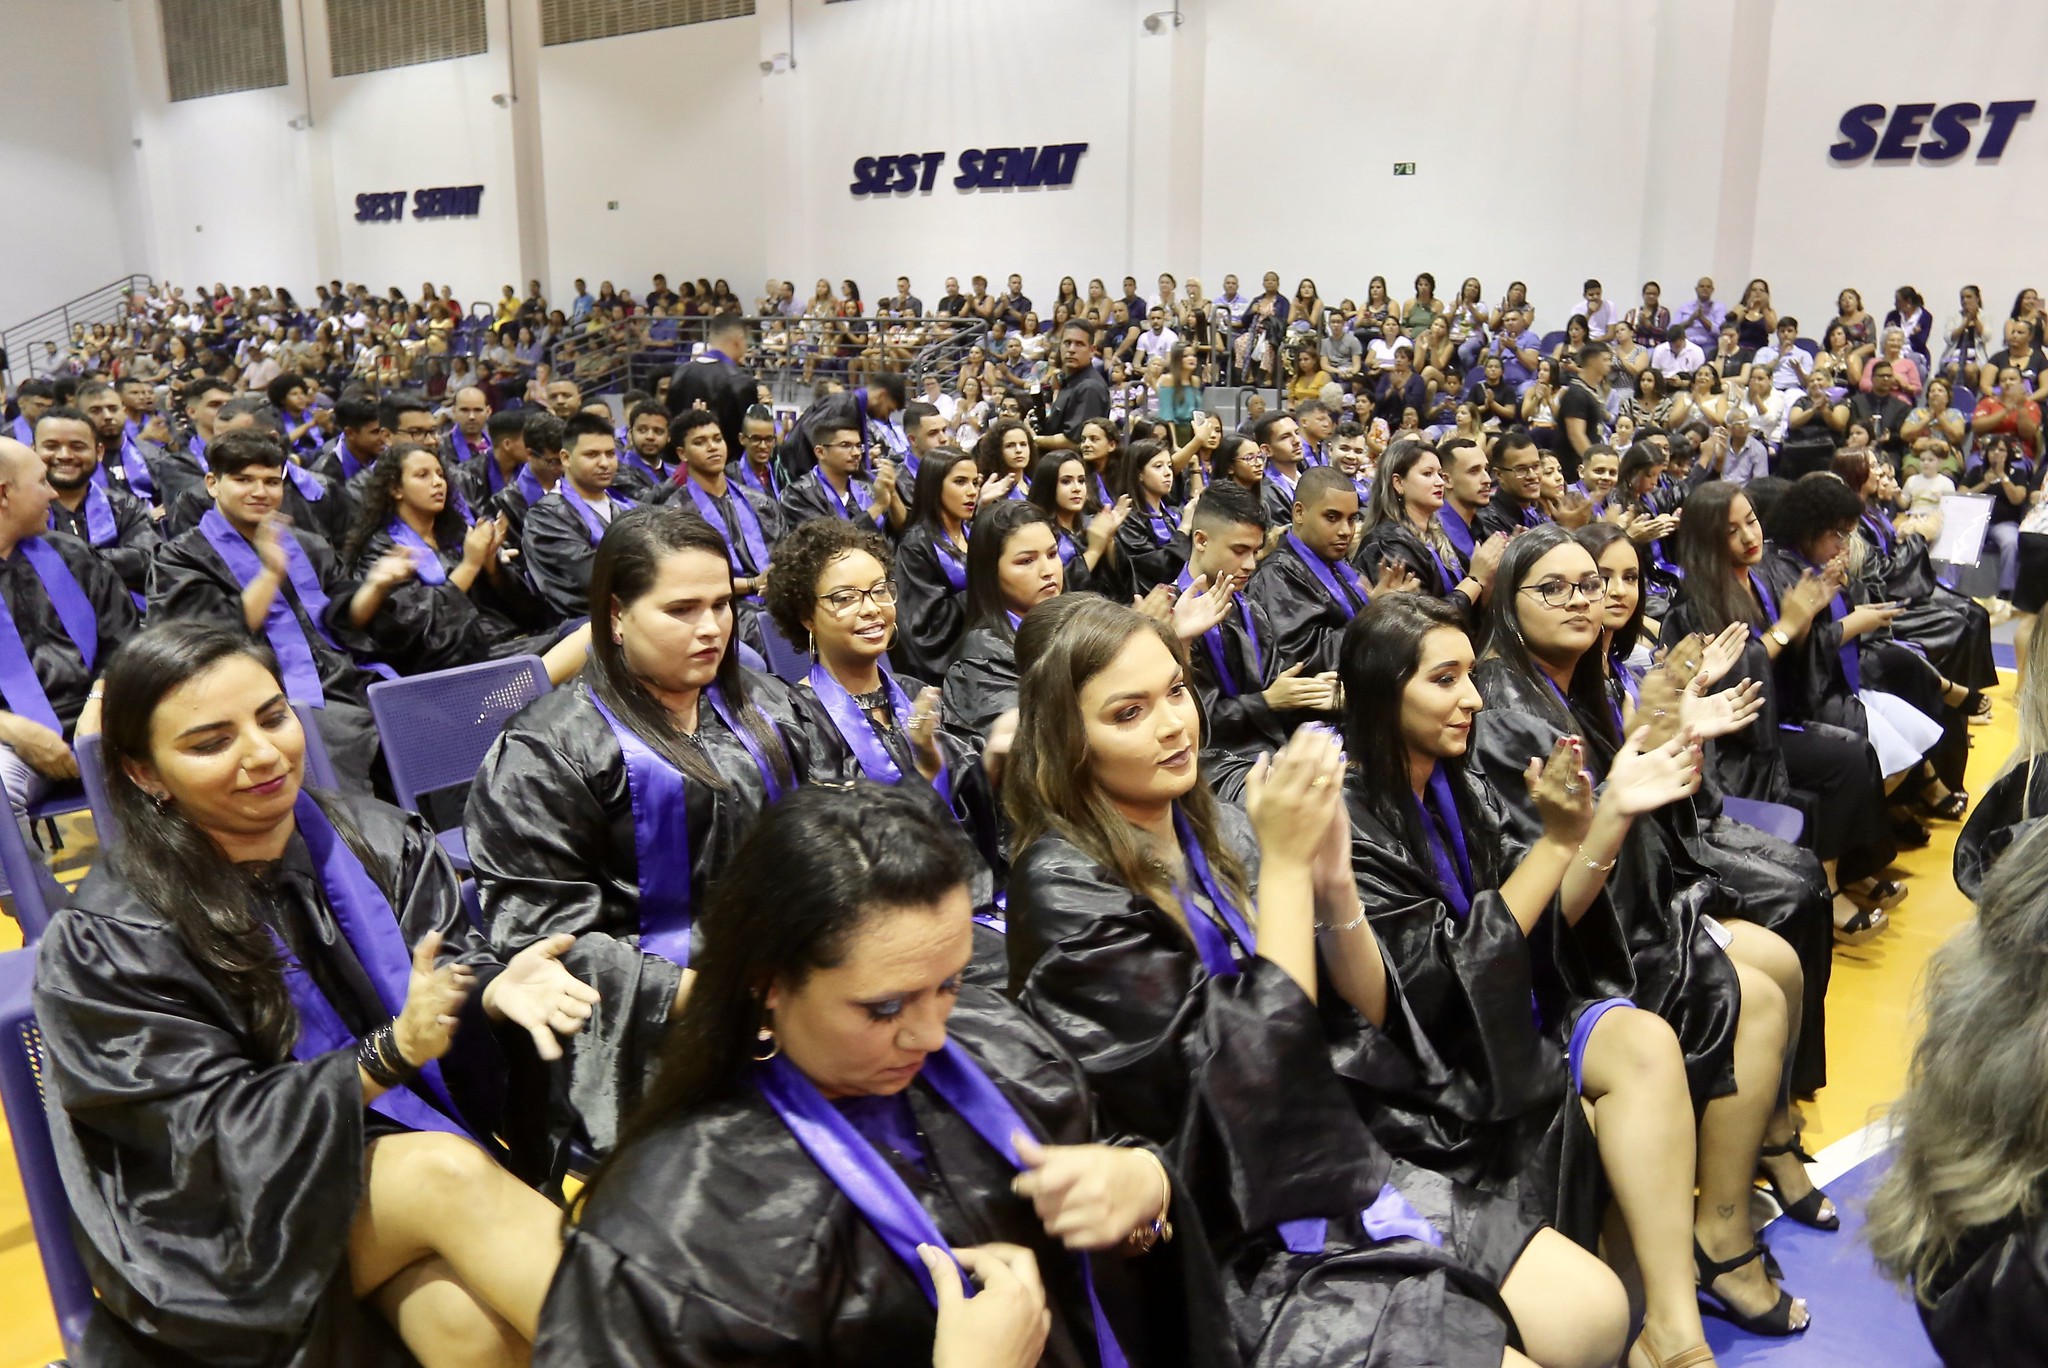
[1538,330,1567,356]
[1722,795,1805,843]
[756,614,811,685]
[1794,337,1819,357]
[366,657,551,871]
[1950,386,1976,415]
[0,948,97,1355]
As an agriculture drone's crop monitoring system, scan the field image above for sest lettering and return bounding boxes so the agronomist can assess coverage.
[850,142,1090,196]
[1830,100,2036,164]
[849,153,946,197]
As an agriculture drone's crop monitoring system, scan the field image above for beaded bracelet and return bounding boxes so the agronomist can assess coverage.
[357,1021,418,1088]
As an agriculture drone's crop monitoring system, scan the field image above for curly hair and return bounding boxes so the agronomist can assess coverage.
[762,515,895,647]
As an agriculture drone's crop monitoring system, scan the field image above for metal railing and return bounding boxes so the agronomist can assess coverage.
[1,275,153,384]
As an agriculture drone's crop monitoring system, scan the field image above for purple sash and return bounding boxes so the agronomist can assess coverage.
[188,434,210,473]
[118,434,155,501]
[59,488,118,549]
[1139,498,1175,545]
[330,442,361,482]
[932,534,968,592]
[705,684,789,802]
[283,461,326,504]
[807,663,952,803]
[1172,807,1257,976]
[449,427,491,466]
[1176,565,1262,697]
[387,520,448,587]
[0,539,98,733]
[588,693,695,966]
[516,465,549,507]
[813,470,878,527]
[756,1046,1129,1368]
[200,509,345,707]
[619,449,664,488]
[738,457,782,499]
[559,484,635,545]
[1862,512,1895,554]
[1823,589,1862,691]
[1438,504,1477,563]
[1054,524,1082,566]
[684,479,770,581]
[1415,765,1475,917]
[278,791,474,1140]
[1093,470,1114,508]
[1285,532,1369,613]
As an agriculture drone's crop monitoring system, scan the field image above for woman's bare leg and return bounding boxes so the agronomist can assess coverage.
[1498,1227,1630,1368]
[1723,923,1832,1225]
[372,1255,529,1368]
[349,1132,565,1342]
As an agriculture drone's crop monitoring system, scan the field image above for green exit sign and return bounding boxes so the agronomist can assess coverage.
[1393,162,1416,176]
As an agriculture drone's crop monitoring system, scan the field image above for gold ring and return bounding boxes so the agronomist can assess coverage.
[1311,775,1331,788]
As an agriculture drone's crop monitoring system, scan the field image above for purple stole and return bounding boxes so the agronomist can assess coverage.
[386,520,449,586]
[559,484,636,545]
[932,532,968,592]
[807,662,949,801]
[684,479,769,584]
[1415,765,1475,917]
[329,442,363,482]
[1175,565,1261,697]
[448,427,491,466]
[283,461,327,506]
[0,539,97,733]
[1438,504,1478,565]
[1138,497,1176,546]
[1284,532,1369,614]
[619,449,665,488]
[57,489,117,549]
[1302,440,1328,467]
[118,428,155,500]
[812,469,875,525]
[278,792,475,1141]
[1092,469,1114,509]
[199,510,354,707]
[738,457,783,499]
[755,1045,1129,1368]
[516,465,549,507]
[187,434,210,473]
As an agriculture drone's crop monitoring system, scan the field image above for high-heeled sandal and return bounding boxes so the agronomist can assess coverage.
[1695,1238,1808,1336]
[1757,1137,1840,1230]
[1916,785,1968,821]
[1832,904,1886,945]
[1847,878,1907,910]
[1630,1336,1716,1368]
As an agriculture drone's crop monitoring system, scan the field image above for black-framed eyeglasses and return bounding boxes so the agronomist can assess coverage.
[1520,574,1607,608]
[816,581,898,615]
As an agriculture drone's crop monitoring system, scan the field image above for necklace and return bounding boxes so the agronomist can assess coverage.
[850,686,891,712]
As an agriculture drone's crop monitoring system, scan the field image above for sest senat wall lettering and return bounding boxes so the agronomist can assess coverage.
[1829,101,2035,164]
[850,143,1088,197]
[353,185,487,222]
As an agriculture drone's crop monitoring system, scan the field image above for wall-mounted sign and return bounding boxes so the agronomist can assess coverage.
[1829,101,2034,164]
[353,185,486,222]
[849,144,1088,197]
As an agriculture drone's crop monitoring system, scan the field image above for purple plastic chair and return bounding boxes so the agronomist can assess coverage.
[1722,795,1805,843]
[0,948,97,1354]
[366,657,551,871]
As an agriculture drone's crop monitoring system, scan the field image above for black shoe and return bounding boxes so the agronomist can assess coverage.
[1889,810,1930,848]
[1695,1239,1809,1336]
[1757,1138,1841,1231]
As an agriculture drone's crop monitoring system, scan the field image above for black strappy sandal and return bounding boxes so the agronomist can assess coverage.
[1832,904,1886,945]
[1695,1239,1808,1336]
[1916,785,1968,821]
[1757,1138,1840,1230]
[1847,878,1907,910]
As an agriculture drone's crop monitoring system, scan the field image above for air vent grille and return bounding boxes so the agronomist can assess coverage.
[328,0,488,78]
[161,0,288,102]
[541,0,755,47]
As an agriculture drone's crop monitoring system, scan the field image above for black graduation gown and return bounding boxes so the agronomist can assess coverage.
[1006,809,1538,1367]
[48,486,159,598]
[163,467,349,547]
[1474,497,1546,541]
[1916,1212,2048,1368]
[32,796,519,1368]
[457,451,526,514]
[150,523,384,794]
[464,674,823,1161]
[1954,757,2048,900]
[887,522,971,679]
[141,438,209,515]
[1468,659,1740,1109]
[1116,500,1188,597]
[521,489,624,623]
[1854,514,1997,693]
[939,624,1020,752]
[1050,517,1128,601]
[653,477,783,653]
[1187,596,1289,803]
[667,350,756,455]
[350,526,553,676]
[535,988,1234,1368]
[1259,471,1303,530]
[1339,770,1604,1246]
[1355,518,1481,627]
[481,476,545,544]
[1244,535,1363,679]
[0,532,139,737]
[778,467,885,533]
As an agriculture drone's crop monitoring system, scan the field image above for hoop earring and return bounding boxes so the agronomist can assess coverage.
[752,1023,780,1062]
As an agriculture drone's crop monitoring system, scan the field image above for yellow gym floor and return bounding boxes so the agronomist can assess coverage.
[0,687,2003,1366]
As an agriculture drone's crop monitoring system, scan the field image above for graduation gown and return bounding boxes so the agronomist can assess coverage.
[888,522,970,679]
[1915,1212,2048,1368]
[349,525,553,676]
[535,988,1233,1368]
[150,523,384,794]
[1468,659,1741,1108]
[1050,517,1128,601]
[1340,770,1604,1245]
[162,465,349,547]
[457,450,525,513]
[1244,535,1365,679]
[141,437,210,514]
[1355,517,1472,611]
[464,674,822,1160]
[1955,757,2048,900]
[48,485,159,599]
[1006,807,1538,1367]
[667,348,756,455]
[1854,512,1997,694]
[0,532,140,736]
[1185,595,1288,803]
[1116,499,1188,597]
[1474,497,1547,540]
[938,624,1019,752]
[33,795,519,1368]
[778,466,886,534]
[521,488,628,623]
[777,387,877,480]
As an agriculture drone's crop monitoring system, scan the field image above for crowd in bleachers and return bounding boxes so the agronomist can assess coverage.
[3,263,2044,1368]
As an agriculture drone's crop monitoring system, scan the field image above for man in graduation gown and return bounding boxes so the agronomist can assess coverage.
[75,379,158,505]
[666,312,757,456]
[0,436,138,824]
[483,411,564,547]
[1254,410,1310,533]
[733,404,786,501]
[657,408,780,650]
[779,416,907,535]
[458,408,531,512]
[777,373,906,479]
[164,398,350,546]
[444,384,493,468]
[522,411,634,623]
[1475,430,1550,538]
[612,401,673,500]
[145,373,231,515]
[1246,467,1376,680]
[7,378,54,447]
[1437,435,1494,575]
[309,393,388,495]
[34,406,159,600]
[149,428,394,794]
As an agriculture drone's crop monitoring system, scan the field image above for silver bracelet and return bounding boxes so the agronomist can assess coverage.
[1316,904,1368,933]
[1582,852,1618,873]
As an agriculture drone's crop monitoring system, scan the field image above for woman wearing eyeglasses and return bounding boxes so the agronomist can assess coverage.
[463,507,828,1174]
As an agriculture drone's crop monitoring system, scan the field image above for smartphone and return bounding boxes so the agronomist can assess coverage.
[1192,410,1207,425]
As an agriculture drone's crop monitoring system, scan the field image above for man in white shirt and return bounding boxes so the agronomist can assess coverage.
[1135,306,1180,367]
[1571,279,1619,342]
[1749,317,1813,391]
[1733,368,1791,445]
[1650,330,1706,381]
[1213,275,1251,327]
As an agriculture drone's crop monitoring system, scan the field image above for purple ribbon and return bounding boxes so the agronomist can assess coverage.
[59,488,117,549]
[516,465,549,506]
[1139,498,1175,545]
[283,461,326,504]
[0,539,98,734]
[449,427,491,466]
[1415,764,1474,917]
[200,509,346,707]
[1277,1184,1445,1254]
[559,483,636,545]
[737,456,782,499]
[933,535,968,592]
[705,684,788,803]
[1284,532,1369,614]
[1172,807,1257,977]
[278,791,475,1141]
[1175,565,1261,697]
[386,520,448,586]
[755,1045,1129,1368]
[812,469,876,525]
[684,479,770,582]
[809,662,910,784]
[1438,504,1477,563]
[588,692,695,966]
[118,433,155,500]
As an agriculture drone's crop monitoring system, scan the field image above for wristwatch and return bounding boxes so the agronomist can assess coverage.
[1767,626,1792,648]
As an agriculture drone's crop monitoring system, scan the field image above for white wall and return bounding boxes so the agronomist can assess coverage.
[0,0,146,323]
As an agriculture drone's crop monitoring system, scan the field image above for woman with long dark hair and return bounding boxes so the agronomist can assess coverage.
[538,782,1233,1368]
[972,418,1034,503]
[1113,439,1197,596]
[1075,414,1122,508]
[1356,438,1499,609]
[38,623,597,1366]
[341,442,555,675]
[463,505,821,1170]
[890,447,981,679]
[1470,525,1814,1339]
[1338,593,1735,1368]
[939,501,1066,750]
[1027,450,1129,596]
[1003,594,1629,1368]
